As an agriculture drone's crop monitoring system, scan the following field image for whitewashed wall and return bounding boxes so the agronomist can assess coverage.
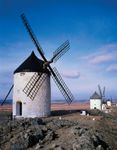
[90,99,102,110]
[13,72,51,118]
[107,101,112,106]
[102,104,106,110]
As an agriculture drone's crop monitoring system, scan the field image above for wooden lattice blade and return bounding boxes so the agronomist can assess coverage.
[51,40,70,63]
[21,14,46,61]
[23,73,47,100]
[51,67,74,104]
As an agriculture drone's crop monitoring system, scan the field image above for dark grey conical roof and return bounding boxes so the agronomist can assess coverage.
[14,51,50,74]
[90,91,101,99]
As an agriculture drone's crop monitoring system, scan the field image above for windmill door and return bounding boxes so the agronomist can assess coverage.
[16,102,22,116]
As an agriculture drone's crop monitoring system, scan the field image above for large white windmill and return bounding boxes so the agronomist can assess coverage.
[1,14,74,119]
[13,51,51,118]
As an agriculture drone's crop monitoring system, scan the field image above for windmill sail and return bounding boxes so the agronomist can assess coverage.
[51,67,74,104]
[98,85,102,98]
[21,14,45,57]
[23,73,47,100]
[1,85,14,105]
[103,86,105,97]
[51,40,70,63]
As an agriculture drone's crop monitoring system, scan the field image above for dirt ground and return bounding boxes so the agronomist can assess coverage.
[0,103,117,150]
[42,106,117,150]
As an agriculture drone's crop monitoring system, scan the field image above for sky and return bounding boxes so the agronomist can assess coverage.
[0,0,117,101]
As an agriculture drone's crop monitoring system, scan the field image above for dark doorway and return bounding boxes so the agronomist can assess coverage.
[16,102,22,116]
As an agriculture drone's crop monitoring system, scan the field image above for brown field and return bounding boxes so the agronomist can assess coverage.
[0,104,12,112]
[0,102,90,112]
[51,102,90,110]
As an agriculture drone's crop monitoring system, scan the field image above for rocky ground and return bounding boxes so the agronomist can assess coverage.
[0,107,117,150]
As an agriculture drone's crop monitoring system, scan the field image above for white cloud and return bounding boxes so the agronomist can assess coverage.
[89,53,114,64]
[107,65,117,72]
[62,70,80,79]
[81,43,117,65]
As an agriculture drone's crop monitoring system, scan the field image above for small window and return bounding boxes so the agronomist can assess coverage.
[20,72,25,76]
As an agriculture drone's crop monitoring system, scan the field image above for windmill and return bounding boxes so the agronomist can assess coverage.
[20,13,74,103]
[1,14,74,118]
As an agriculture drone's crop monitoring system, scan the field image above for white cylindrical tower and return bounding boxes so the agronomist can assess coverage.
[90,91,102,110]
[13,51,51,118]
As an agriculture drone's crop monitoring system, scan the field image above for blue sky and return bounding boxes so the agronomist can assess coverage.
[0,0,117,100]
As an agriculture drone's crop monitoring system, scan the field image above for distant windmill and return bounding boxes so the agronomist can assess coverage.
[106,96,112,107]
[1,14,74,118]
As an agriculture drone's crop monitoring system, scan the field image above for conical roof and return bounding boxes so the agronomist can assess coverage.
[14,51,50,74]
[90,91,101,99]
